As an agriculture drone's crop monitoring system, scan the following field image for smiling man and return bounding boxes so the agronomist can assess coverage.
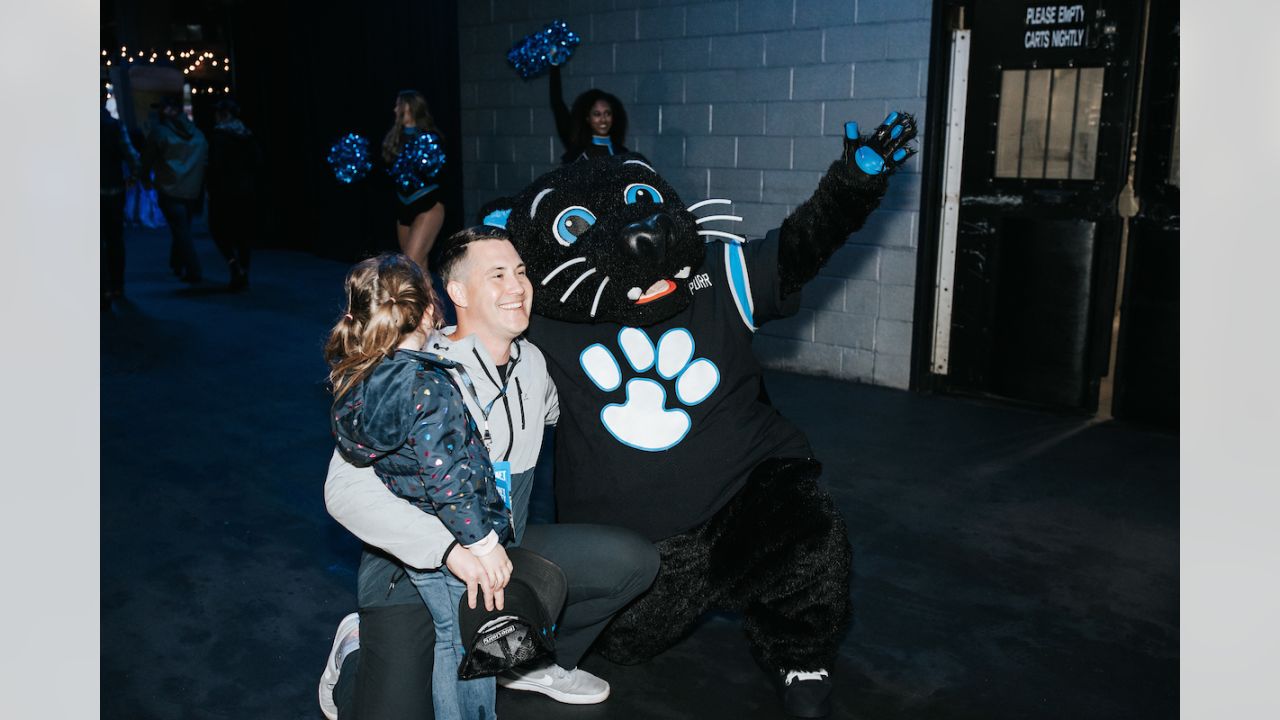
[319,227,659,719]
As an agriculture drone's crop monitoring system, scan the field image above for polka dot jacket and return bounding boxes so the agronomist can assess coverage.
[332,349,511,546]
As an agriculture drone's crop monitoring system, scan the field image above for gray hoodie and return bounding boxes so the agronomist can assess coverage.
[424,328,559,543]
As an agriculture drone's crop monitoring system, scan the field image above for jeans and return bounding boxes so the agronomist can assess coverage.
[156,193,200,279]
[406,568,496,720]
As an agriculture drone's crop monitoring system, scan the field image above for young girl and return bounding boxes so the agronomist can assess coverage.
[325,253,510,720]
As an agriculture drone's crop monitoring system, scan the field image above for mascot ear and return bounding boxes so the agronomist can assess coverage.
[477,197,516,229]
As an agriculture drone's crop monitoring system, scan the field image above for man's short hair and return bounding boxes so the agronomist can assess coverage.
[437,226,514,282]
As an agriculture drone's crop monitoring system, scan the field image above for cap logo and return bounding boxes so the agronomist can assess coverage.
[481,624,518,645]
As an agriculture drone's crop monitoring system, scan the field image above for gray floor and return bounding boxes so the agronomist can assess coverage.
[101,223,1177,719]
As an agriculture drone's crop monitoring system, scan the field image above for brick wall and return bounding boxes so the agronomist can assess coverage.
[458,0,932,389]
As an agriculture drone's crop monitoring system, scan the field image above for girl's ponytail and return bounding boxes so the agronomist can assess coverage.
[324,254,442,400]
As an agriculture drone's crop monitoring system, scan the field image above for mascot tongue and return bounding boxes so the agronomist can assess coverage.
[635,279,676,304]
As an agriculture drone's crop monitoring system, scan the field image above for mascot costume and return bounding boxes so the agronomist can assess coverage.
[479,113,916,717]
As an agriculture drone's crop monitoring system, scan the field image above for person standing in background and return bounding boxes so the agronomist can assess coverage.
[143,95,208,284]
[547,64,628,163]
[102,102,140,309]
[383,90,447,272]
[207,98,262,290]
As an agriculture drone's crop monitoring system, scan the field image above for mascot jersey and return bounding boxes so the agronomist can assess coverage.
[529,231,812,542]
[483,138,917,542]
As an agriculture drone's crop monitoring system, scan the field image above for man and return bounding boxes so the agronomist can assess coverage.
[319,227,659,719]
[141,95,208,284]
[101,101,139,308]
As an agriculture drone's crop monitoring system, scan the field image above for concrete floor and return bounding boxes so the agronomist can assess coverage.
[101,223,1177,719]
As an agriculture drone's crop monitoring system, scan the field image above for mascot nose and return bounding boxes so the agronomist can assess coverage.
[618,214,670,265]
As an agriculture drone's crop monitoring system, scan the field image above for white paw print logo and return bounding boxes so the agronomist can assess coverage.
[580,327,720,452]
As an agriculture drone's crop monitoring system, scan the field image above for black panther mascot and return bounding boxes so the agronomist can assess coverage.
[480,113,917,717]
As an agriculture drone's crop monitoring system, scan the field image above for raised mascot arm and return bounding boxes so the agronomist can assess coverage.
[778,112,917,296]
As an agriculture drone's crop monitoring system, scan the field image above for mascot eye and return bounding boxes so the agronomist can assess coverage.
[624,183,664,205]
[552,206,597,246]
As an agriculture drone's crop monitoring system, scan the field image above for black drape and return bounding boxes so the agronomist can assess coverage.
[227,0,463,262]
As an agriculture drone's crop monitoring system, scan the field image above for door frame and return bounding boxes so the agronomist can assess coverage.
[910,0,969,394]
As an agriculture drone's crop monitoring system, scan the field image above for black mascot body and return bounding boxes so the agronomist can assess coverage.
[481,113,917,717]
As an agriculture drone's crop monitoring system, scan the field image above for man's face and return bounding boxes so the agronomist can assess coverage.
[448,239,533,343]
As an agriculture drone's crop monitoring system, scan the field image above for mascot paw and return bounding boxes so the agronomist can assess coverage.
[843,111,918,176]
[580,327,719,452]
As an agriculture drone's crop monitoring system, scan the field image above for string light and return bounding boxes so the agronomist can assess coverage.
[101,46,234,97]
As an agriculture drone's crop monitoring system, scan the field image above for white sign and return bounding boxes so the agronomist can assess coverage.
[1023,4,1088,49]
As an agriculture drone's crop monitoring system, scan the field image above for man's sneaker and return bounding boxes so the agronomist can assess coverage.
[497,661,610,704]
[780,669,832,718]
[318,613,361,720]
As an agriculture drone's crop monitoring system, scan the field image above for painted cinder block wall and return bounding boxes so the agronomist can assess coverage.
[457,0,932,389]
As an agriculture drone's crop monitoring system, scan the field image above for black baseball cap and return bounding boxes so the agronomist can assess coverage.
[456,546,568,680]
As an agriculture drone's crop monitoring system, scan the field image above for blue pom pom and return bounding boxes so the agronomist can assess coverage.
[327,133,373,185]
[390,131,447,196]
[507,20,581,79]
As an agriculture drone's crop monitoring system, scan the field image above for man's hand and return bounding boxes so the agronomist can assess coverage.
[843,112,918,176]
[475,544,513,609]
[446,543,502,611]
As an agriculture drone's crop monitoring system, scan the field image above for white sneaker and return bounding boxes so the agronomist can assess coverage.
[318,613,361,720]
[497,661,611,704]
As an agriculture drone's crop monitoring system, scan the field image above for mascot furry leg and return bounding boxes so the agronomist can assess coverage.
[599,459,851,678]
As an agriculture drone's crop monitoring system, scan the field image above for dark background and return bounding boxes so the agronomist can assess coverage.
[102,0,466,263]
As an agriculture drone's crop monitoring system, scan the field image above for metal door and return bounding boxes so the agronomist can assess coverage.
[936,0,1144,412]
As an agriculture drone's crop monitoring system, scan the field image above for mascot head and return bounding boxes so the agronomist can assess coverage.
[478,154,710,326]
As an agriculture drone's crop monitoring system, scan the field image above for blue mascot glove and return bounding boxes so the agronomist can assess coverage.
[843,111,918,176]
